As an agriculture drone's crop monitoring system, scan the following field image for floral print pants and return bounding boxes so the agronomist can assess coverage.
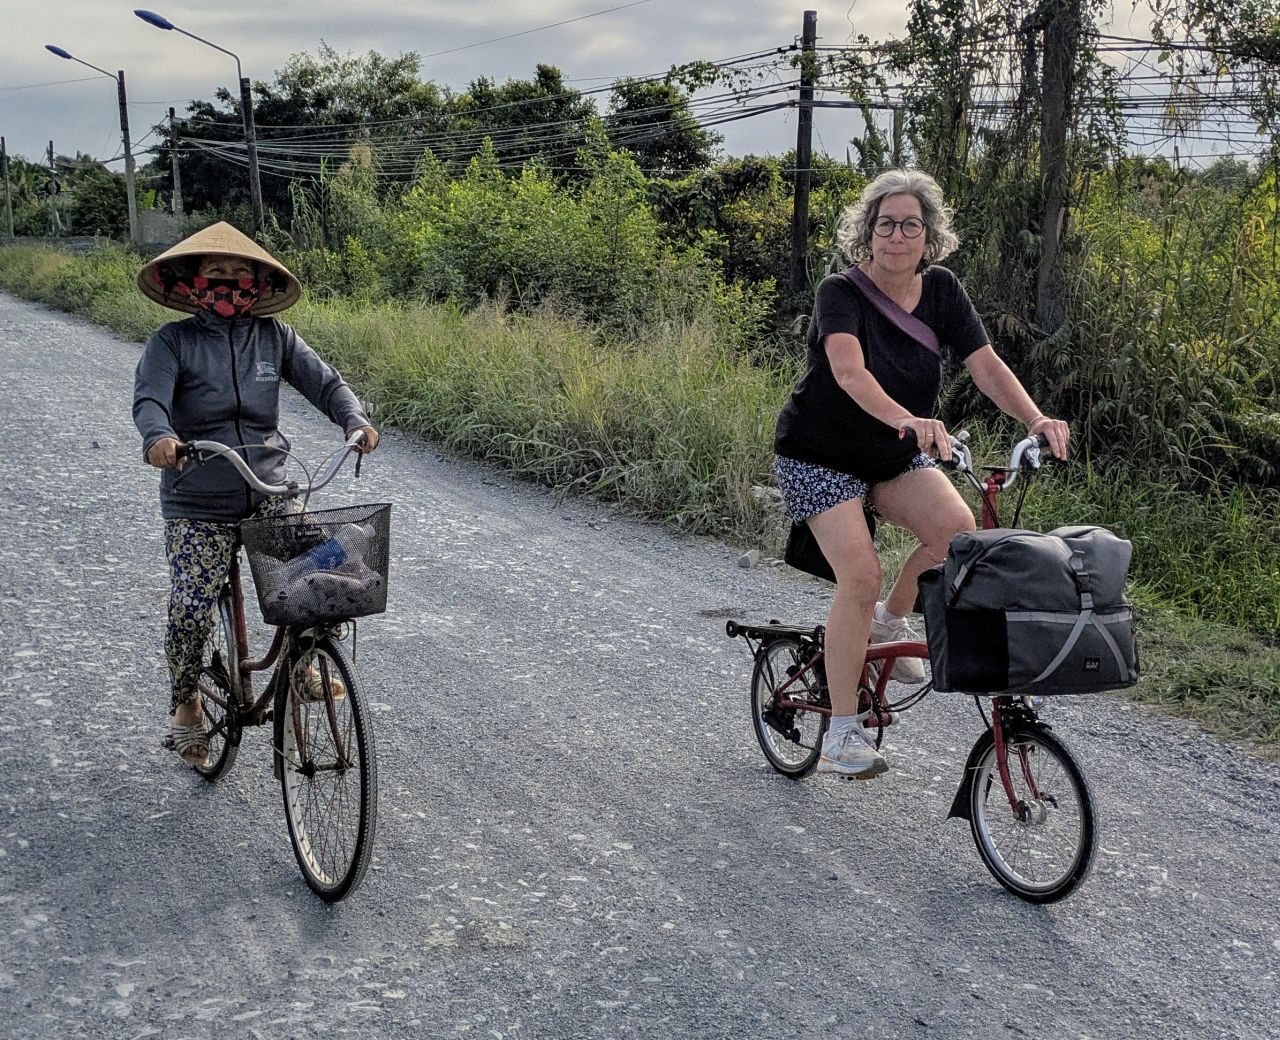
[163,498,291,713]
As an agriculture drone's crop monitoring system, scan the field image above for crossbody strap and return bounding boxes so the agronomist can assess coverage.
[842,267,941,358]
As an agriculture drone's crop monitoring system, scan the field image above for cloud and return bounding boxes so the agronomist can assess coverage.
[1,0,898,163]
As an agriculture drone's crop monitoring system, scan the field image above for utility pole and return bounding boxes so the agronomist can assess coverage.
[1035,0,1081,332]
[1,137,14,239]
[239,76,264,235]
[169,107,184,216]
[117,70,140,247]
[47,141,62,236]
[789,9,818,295]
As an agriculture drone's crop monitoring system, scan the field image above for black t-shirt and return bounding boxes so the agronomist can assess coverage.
[774,266,990,479]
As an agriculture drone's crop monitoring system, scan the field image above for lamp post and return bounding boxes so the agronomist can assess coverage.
[44,45,139,246]
[133,9,264,235]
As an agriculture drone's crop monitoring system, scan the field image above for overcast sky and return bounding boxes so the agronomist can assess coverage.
[0,0,924,170]
[1,0,1203,176]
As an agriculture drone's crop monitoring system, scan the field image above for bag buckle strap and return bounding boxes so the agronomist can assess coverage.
[1069,551,1094,610]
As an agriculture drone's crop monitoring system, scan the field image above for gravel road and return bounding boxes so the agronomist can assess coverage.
[1,291,1277,1040]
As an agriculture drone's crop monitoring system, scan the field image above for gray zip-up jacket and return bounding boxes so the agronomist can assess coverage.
[133,309,370,521]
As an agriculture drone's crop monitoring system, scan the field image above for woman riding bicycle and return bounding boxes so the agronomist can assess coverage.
[773,169,1069,779]
[132,222,378,767]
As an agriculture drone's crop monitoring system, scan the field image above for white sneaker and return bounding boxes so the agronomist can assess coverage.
[817,724,889,779]
[869,603,927,683]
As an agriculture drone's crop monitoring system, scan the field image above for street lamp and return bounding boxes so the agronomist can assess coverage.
[133,9,264,234]
[44,44,140,246]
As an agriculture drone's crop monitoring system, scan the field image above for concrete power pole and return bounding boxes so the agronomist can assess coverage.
[117,70,140,247]
[169,107,184,217]
[789,10,818,296]
[47,141,62,235]
[1035,0,1081,332]
[1,137,14,239]
[238,76,264,235]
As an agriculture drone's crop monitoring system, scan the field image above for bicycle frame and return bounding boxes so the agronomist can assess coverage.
[731,433,1053,784]
[186,432,369,774]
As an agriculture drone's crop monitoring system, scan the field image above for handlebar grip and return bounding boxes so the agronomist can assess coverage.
[175,442,193,460]
[897,425,964,469]
[1035,432,1050,449]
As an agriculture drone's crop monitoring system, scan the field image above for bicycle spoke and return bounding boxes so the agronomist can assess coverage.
[971,726,1096,900]
[279,638,374,900]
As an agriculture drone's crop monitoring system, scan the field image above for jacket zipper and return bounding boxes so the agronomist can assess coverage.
[227,322,251,515]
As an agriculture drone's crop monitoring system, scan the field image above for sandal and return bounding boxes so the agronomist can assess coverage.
[167,721,210,768]
[297,664,346,703]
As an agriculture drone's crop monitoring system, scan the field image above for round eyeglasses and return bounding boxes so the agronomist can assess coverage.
[873,216,926,239]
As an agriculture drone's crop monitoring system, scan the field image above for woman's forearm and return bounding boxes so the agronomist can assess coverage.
[835,367,915,429]
[968,350,1042,425]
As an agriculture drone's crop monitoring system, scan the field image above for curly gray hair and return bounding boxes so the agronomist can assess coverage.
[836,169,959,267]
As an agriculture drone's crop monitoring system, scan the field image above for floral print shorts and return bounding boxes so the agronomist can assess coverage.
[772,453,936,523]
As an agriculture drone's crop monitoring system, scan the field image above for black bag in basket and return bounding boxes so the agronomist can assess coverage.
[919,525,1139,695]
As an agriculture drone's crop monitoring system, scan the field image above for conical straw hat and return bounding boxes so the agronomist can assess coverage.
[137,221,302,316]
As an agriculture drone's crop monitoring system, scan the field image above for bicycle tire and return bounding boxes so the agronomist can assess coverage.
[194,592,242,781]
[967,722,1097,904]
[276,633,377,902]
[751,637,829,778]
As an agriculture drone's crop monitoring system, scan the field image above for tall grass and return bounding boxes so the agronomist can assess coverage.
[295,297,791,538]
[1058,174,1280,485]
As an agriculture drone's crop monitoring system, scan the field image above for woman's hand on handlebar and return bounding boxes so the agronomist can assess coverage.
[146,437,186,470]
[348,425,379,454]
[897,417,954,462]
[1028,415,1070,460]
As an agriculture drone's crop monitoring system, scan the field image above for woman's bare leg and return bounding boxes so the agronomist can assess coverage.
[869,467,976,616]
[806,498,881,717]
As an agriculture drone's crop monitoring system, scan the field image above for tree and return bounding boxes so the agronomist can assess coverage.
[452,64,597,172]
[606,78,720,176]
[1200,155,1257,194]
[66,163,128,237]
[157,45,451,222]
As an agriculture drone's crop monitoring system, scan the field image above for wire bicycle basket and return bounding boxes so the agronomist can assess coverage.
[241,503,391,627]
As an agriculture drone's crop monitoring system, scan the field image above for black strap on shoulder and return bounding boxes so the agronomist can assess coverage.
[841,267,941,357]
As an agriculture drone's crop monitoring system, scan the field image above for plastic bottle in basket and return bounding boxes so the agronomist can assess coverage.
[280,523,374,584]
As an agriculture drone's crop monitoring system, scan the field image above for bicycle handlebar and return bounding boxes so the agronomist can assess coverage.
[177,430,366,498]
[899,428,1051,490]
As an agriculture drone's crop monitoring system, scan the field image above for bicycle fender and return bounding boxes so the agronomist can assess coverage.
[948,727,996,820]
[271,666,288,783]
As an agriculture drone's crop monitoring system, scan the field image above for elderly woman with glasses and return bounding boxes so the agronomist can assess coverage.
[773,168,1069,779]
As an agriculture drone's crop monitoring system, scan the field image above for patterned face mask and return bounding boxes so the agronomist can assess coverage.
[176,275,260,318]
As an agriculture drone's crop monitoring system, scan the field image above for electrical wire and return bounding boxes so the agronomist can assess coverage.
[420,0,660,59]
[0,75,102,93]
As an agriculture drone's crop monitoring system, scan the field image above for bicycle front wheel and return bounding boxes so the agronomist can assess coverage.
[751,637,829,778]
[968,722,1097,904]
[276,634,377,902]
[194,592,242,781]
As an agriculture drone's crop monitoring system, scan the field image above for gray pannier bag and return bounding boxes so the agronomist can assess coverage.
[918,526,1140,695]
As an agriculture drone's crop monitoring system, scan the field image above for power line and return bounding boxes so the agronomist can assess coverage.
[180,48,794,136]
[0,75,102,93]
[421,0,660,59]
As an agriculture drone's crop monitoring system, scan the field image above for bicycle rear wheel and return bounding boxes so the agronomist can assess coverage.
[968,722,1097,903]
[194,592,241,781]
[751,637,829,778]
[276,633,377,902]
